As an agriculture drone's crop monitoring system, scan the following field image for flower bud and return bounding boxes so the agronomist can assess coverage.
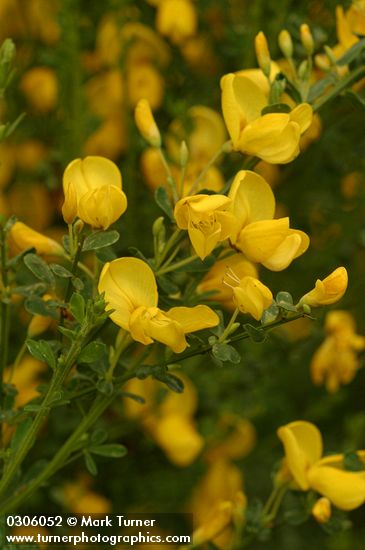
[312,497,331,524]
[10,222,64,256]
[300,24,314,55]
[278,29,293,59]
[299,267,348,307]
[255,31,271,77]
[180,140,189,167]
[134,99,161,148]
[324,45,337,67]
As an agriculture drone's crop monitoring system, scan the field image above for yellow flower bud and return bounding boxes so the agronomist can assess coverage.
[300,267,348,307]
[156,0,197,45]
[232,276,273,321]
[300,24,314,55]
[62,156,127,230]
[134,99,161,148]
[312,497,332,524]
[255,31,271,77]
[278,29,293,58]
[20,67,58,113]
[10,222,64,256]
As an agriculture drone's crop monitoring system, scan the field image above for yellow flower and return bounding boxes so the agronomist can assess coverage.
[10,222,64,256]
[255,31,271,76]
[84,116,126,161]
[300,267,348,307]
[174,194,236,260]
[127,63,164,110]
[62,156,127,229]
[190,459,246,548]
[221,73,312,163]
[277,420,365,510]
[135,99,161,147]
[98,257,219,353]
[206,414,256,461]
[231,275,273,321]
[312,497,332,524]
[198,252,258,310]
[20,67,58,113]
[237,217,310,271]
[310,310,365,393]
[156,0,197,45]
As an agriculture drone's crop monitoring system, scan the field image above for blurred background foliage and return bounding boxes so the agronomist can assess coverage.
[1,0,365,548]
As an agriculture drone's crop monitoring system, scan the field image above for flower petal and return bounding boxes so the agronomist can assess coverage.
[277,421,323,490]
[98,257,158,329]
[308,465,365,510]
[290,103,313,134]
[167,305,219,333]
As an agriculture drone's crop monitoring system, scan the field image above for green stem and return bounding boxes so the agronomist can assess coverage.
[155,254,199,277]
[312,65,365,112]
[0,227,10,430]
[188,141,231,195]
[0,368,137,514]
[158,147,179,203]
[218,308,239,343]
[155,228,182,269]
[0,335,85,499]
[63,236,85,304]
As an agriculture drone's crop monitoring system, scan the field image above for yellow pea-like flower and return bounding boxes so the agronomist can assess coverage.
[134,98,161,148]
[20,67,58,113]
[277,420,365,510]
[232,276,273,321]
[10,222,64,256]
[237,217,310,271]
[156,0,197,45]
[312,497,332,524]
[98,257,219,353]
[299,267,348,307]
[62,156,127,229]
[221,73,312,163]
[174,194,237,260]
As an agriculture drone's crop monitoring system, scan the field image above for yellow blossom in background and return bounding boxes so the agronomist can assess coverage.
[85,69,124,119]
[63,476,111,514]
[206,415,256,461]
[15,140,48,171]
[20,66,58,113]
[221,73,313,163]
[4,355,48,409]
[7,183,55,231]
[98,257,219,353]
[156,0,197,45]
[124,374,204,466]
[9,222,64,256]
[27,294,54,338]
[62,156,127,229]
[299,267,348,307]
[189,459,246,548]
[174,194,236,260]
[84,115,127,160]
[312,497,332,524]
[127,63,165,110]
[310,310,365,392]
[198,252,258,310]
[135,99,161,147]
[277,420,365,510]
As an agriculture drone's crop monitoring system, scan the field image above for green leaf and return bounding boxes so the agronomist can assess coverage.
[24,295,59,319]
[78,341,106,364]
[24,253,55,286]
[84,451,98,475]
[154,187,174,220]
[96,379,114,395]
[72,277,84,291]
[90,444,127,458]
[243,324,266,343]
[344,450,365,471]
[58,326,77,341]
[23,403,42,412]
[153,370,184,393]
[261,304,280,325]
[345,90,365,110]
[212,342,241,364]
[83,230,119,251]
[120,391,146,404]
[261,102,291,115]
[10,418,33,452]
[337,36,365,66]
[69,292,85,324]
[50,263,73,278]
[91,429,108,446]
[26,339,57,369]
